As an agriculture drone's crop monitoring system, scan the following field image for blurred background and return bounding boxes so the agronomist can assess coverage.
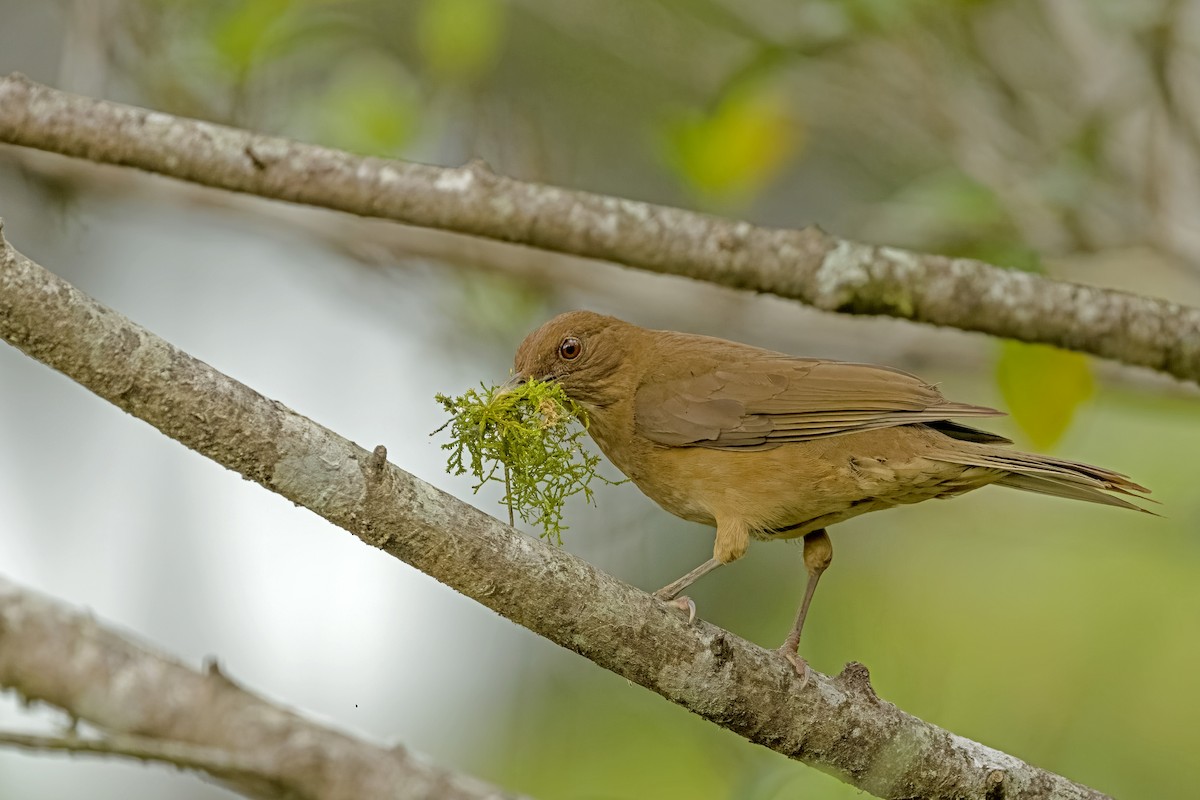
[1,1,1199,797]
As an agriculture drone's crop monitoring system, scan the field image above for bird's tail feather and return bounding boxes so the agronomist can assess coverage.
[930,447,1155,513]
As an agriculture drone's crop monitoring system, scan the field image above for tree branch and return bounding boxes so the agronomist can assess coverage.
[1,73,1197,385]
[0,576,521,800]
[0,223,1111,799]
[0,728,291,795]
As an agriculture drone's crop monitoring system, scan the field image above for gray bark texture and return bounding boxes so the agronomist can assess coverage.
[1,73,1197,385]
[0,574,521,800]
[0,225,1111,800]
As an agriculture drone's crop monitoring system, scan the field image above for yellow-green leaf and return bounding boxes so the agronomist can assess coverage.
[211,0,297,72]
[416,0,506,84]
[996,341,1093,449]
[317,54,419,155]
[663,84,803,207]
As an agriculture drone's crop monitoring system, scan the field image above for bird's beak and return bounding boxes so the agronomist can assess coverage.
[498,373,528,395]
[500,370,559,394]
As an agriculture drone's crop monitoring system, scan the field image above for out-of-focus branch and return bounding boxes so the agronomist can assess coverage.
[0,225,1113,800]
[1,74,1197,385]
[0,728,280,792]
[0,576,521,800]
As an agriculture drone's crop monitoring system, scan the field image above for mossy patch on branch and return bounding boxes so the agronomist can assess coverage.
[433,379,610,544]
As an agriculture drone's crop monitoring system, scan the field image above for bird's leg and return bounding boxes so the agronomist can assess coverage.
[653,559,720,623]
[779,529,833,679]
[654,558,721,601]
[653,518,748,623]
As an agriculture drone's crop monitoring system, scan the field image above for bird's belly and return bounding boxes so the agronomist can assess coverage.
[634,477,718,526]
[629,443,857,531]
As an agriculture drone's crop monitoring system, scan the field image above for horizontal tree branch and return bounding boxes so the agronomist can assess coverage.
[0,223,1111,800]
[0,575,520,800]
[1,73,1197,385]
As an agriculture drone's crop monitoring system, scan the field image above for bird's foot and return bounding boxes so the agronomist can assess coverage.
[654,593,697,624]
[778,646,811,688]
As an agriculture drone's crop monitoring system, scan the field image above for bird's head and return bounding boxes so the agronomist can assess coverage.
[511,310,639,409]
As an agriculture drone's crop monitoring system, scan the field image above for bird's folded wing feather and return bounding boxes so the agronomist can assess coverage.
[635,353,1004,449]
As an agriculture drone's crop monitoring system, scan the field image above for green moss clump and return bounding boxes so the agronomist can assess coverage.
[433,379,608,544]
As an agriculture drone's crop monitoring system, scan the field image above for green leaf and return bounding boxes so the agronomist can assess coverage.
[662,83,803,206]
[211,0,297,73]
[996,341,1093,449]
[317,54,419,155]
[416,0,506,84]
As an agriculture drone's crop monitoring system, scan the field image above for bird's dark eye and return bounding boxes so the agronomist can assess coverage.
[558,336,582,360]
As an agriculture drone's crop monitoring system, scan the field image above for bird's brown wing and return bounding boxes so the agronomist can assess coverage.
[635,353,1005,450]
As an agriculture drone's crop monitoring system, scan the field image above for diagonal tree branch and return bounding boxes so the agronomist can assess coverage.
[1,73,1197,385]
[0,223,1112,800]
[0,574,521,800]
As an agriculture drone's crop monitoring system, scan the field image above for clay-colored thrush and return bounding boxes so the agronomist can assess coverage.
[512,311,1150,674]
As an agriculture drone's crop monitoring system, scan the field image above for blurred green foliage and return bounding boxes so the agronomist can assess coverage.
[662,82,804,207]
[997,342,1094,449]
[210,0,299,75]
[416,0,506,83]
[316,52,419,154]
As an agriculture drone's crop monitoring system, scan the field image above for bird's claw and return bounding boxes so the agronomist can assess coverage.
[657,594,697,624]
[778,647,811,688]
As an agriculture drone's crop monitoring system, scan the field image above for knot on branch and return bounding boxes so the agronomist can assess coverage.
[464,158,499,188]
[985,768,1008,800]
[833,660,879,703]
[360,445,398,548]
[203,656,239,688]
